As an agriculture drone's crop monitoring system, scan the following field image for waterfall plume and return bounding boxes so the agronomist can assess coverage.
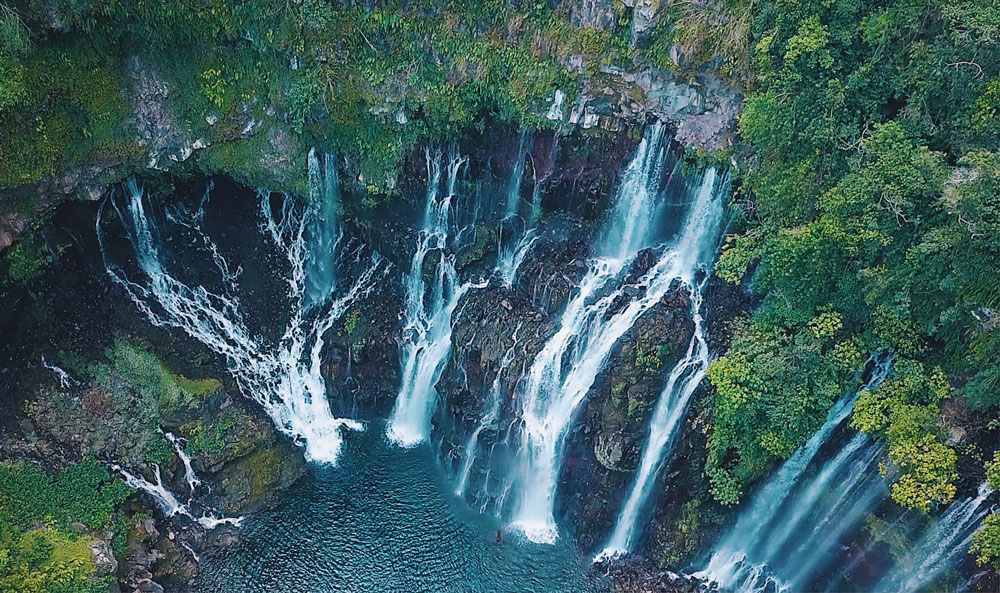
[99,168,385,465]
[496,131,538,287]
[386,149,487,447]
[505,122,725,543]
[876,481,996,592]
[697,354,894,592]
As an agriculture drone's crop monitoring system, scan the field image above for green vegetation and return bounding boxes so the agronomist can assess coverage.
[0,0,997,580]
[77,339,222,464]
[704,0,1000,517]
[0,459,130,593]
[0,0,636,196]
[344,309,362,336]
[630,343,665,374]
[972,513,1000,570]
[851,360,957,511]
[975,452,1000,569]
[4,233,51,282]
[706,311,862,503]
[180,417,235,455]
[96,339,221,417]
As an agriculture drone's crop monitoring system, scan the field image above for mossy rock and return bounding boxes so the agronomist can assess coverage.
[594,432,635,472]
[456,224,498,271]
[214,441,305,515]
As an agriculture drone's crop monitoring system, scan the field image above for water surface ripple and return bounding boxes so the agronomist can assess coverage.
[197,423,599,593]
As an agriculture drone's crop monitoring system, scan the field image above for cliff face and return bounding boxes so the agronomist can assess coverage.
[0,0,741,256]
[0,117,741,591]
[0,3,747,590]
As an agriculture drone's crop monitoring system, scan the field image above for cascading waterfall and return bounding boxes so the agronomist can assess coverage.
[876,481,996,592]
[596,279,711,560]
[454,325,524,497]
[505,132,531,220]
[697,355,894,593]
[41,356,77,390]
[112,462,242,529]
[303,149,341,308]
[496,132,538,287]
[99,171,384,464]
[506,122,725,544]
[387,150,487,447]
[114,463,188,518]
[163,430,201,496]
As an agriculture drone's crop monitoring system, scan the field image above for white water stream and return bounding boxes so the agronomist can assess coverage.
[387,150,487,447]
[99,155,384,464]
[596,279,711,559]
[506,122,725,543]
[697,355,894,592]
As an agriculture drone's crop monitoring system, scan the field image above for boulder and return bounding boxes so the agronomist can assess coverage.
[88,539,119,576]
[570,0,617,32]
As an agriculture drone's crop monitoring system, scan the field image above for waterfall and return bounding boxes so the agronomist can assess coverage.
[505,123,725,544]
[546,90,566,121]
[99,173,384,464]
[496,132,539,288]
[697,355,894,593]
[876,481,995,592]
[303,149,341,308]
[496,229,538,289]
[113,463,243,530]
[505,132,530,220]
[386,150,487,447]
[114,463,189,518]
[41,356,76,390]
[596,280,711,560]
[454,325,524,497]
[162,430,201,496]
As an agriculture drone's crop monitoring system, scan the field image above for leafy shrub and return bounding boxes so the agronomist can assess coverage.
[852,359,957,511]
[5,235,51,283]
[0,458,131,533]
[0,459,129,593]
[971,513,1000,570]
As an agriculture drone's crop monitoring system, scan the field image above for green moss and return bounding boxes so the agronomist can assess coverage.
[247,447,283,501]
[0,37,133,187]
[176,375,223,401]
[0,529,107,593]
[4,234,51,283]
[630,343,663,374]
[99,339,221,418]
[864,515,911,564]
[180,417,235,455]
[657,498,710,567]
[626,391,652,417]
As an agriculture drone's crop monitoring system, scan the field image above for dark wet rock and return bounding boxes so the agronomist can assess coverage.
[598,556,713,593]
[136,580,164,593]
[561,286,696,545]
[456,224,499,272]
[625,0,663,48]
[212,440,306,515]
[126,56,196,170]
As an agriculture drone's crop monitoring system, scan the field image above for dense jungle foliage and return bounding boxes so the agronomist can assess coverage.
[0,459,131,593]
[705,0,1000,568]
